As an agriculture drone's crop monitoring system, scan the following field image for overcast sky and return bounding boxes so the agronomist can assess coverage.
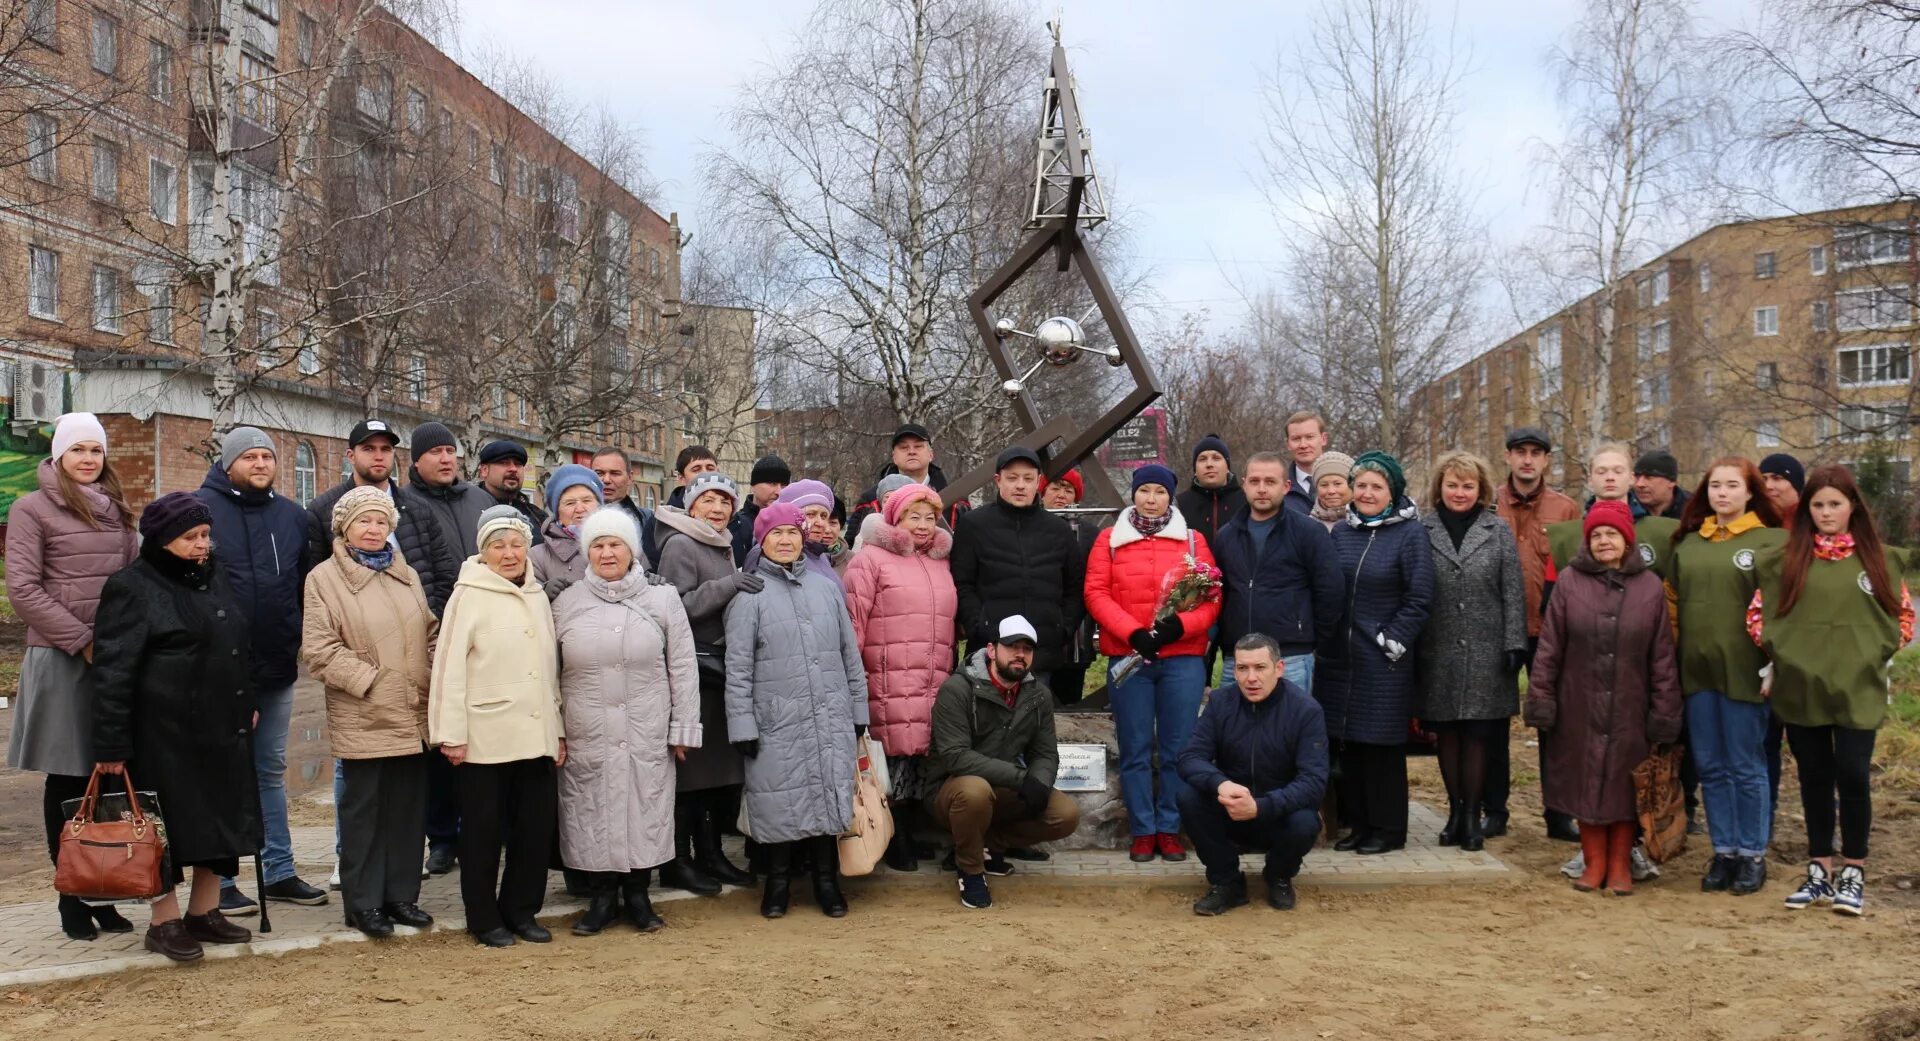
[455,0,1766,337]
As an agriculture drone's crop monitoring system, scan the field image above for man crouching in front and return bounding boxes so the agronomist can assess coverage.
[1176,633,1329,914]
[927,615,1081,910]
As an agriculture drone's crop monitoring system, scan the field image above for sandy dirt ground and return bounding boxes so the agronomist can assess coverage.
[0,740,1914,1041]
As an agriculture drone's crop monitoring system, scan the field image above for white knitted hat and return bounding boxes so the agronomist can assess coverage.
[578,506,642,561]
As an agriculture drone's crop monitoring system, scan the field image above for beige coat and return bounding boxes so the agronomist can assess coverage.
[302,541,439,759]
[428,557,564,764]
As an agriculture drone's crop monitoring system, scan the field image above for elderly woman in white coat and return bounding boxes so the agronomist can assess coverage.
[553,508,701,936]
[429,505,565,949]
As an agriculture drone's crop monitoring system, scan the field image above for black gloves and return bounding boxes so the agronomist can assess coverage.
[855,723,868,738]
[1505,649,1528,675]
[1017,774,1052,818]
[732,739,760,759]
[1127,628,1162,662]
[1151,614,1185,644]
[542,575,575,601]
[732,572,766,594]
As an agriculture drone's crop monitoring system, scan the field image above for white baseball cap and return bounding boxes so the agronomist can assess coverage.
[995,615,1039,646]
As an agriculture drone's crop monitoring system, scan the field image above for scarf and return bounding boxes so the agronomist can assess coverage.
[349,545,395,572]
[1812,532,1856,561]
[1347,498,1420,530]
[1438,504,1482,551]
[1131,507,1174,538]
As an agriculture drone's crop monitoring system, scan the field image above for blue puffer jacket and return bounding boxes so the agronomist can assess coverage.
[1177,679,1329,820]
[1213,504,1345,655]
[196,464,308,689]
[1312,508,1435,745]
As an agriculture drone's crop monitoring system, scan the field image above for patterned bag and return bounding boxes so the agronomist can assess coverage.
[1633,744,1688,864]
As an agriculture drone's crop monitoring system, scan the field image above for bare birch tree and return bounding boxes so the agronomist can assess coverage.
[1259,0,1484,457]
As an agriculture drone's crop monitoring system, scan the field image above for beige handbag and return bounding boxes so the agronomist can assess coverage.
[837,736,894,876]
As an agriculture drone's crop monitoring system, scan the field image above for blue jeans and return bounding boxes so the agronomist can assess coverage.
[1110,654,1207,836]
[1685,690,1773,857]
[223,684,296,889]
[1281,653,1314,694]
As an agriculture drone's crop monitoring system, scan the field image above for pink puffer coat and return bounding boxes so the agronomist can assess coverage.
[5,459,139,653]
[842,519,958,757]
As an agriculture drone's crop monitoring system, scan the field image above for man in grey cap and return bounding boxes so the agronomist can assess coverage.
[195,426,330,914]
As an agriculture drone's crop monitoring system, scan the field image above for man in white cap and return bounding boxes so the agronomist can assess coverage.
[926,615,1081,910]
[195,426,330,914]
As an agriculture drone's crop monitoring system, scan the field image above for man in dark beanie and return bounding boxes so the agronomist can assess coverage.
[1758,452,1805,524]
[1631,449,1689,520]
[1177,433,1248,552]
[195,426,328,913]
[475,439,546,540]
[733,455,791,562]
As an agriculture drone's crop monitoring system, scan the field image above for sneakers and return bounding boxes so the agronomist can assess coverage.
[1192,877,1249,916]
[1156,833,1188,862]
[263,876,329,905]
[982,851,1016,877]
[1265,874,1297,911]
[1700,854,1736,892]
[1784,862,1835,910]
[1629,844,1660,881]
[958,873,992,910]
[218,887,259,917]
[1832,865,1865,916]
[1128,836,1156,863]
[1560,852,1585,879]
[330,862,343,891]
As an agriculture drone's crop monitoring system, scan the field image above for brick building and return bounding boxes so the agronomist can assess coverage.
[1410,204,1920,494]
[0,0,755,515]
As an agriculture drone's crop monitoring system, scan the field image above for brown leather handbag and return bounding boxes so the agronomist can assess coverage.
[1633,744,1689,864]
[55,767,170,901]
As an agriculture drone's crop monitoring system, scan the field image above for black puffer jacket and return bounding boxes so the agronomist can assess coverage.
[197,465,306,689]
[1176,475,1247,552]
[89,544,263,865]
[304,478,459,615]
[399,468,495,559]
[950,499,1085,674]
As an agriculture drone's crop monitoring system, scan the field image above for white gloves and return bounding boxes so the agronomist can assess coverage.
[1376,631,1406,663]
[1758,662,1773,699]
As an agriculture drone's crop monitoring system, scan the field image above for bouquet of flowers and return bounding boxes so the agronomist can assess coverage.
[1109,553,1224,687]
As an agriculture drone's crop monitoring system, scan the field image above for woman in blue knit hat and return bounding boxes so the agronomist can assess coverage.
[528,464,604,600]
[1314,451,1434,856]
[1084,463,1221,863]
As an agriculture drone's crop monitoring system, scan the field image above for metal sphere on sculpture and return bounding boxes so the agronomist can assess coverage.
[1002,378,1027,397]
[1035,316,1085,366]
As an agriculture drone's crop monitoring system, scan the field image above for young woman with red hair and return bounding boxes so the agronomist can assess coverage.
[1665,458,1784,896]
[1746,465,1912,916]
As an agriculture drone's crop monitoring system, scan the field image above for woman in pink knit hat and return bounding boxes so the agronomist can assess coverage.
[842,484,958,872]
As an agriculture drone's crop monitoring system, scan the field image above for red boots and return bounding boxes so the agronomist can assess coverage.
[1605,821,1636,896]
[1573,822,1608,892]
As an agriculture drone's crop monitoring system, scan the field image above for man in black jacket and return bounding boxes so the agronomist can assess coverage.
[951,446,1086,689]
[1175,433,1246,549]
[400,422,496,562]
[303,419,459,614]
[1176,633,1329,914]
[849,423,966,532]
[476,440,546,543]
[1212,452,1344,692]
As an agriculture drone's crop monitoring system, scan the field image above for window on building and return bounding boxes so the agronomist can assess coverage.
[147,39,172,102]
[491,383,507,419]
[1755,361,1779,390]
[408,355,427,399]
[517,393,529,424]
[26,0,54,44]
[28,246,58,319]
[490,143,504,186]
[90,11,117,74]
[1836,344,1912,387]
[91,265,121,333]
[89,137,117,202]
[1636,324,1652,362]
[256,307,281,364]
[188,160,280,282]
[1653,268,1669,305]
[436,107,451,148]
[1812,300,1829,332]
[1835,223,1912,269]
[356,68,392,123]
[1652,320,1670,356]
[25,112,55,182]
[1636,277,1651,308]
[1754,252,1776,279]
[467,125,479,166]
[294,442,316,504]
[405,88,427,135]
[1835,285,1912,331]
[1537,325,1562,394]
[148,157,176,223]
[1698,262,1711,293]
[1810,244,1828,275]
[1634,373,1670,413]
[297,13,316,65]
[514,157,529,196]
[296,326,320,374]
[1755,420,1780,448]
[1703,368,1716,396]
[240,47,274,125]
[1835,403,1909,441]
[137,262,173,343]
[1754,306,1779,336]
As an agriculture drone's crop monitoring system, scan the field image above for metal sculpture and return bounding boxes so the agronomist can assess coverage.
[940,20,1161,508]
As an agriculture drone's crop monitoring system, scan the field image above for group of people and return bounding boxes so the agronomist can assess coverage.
[3,408,1895,958]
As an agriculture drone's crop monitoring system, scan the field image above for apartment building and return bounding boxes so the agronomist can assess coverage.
[0,0,747,514]
[1409,204,1920,494]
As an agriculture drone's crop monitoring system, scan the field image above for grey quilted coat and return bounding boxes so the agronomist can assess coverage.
[553,566,702,872]
[1417,509,1528,722]
[723,555,870,844]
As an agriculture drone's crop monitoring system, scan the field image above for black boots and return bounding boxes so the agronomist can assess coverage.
[883,801,920,872]
[1460,809,1486,853]
[621,870,665,932]
[572,874,621,936]
[1702,853,1737,892]
[58,895,97,941]
[658,796,722,896]
[1438,802,1466,847]
[1545,814,1581,842]
[1731,855,1768,896]
[761,842,792,919]
[691,791,755,887]
[811,835,848,918]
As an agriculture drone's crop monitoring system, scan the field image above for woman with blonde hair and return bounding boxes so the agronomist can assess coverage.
[1416,451,1526,851]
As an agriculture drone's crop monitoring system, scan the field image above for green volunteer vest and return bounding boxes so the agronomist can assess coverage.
[1547,514,1677,574]
[1668,524,1787,702]
[1754,545,1907,730]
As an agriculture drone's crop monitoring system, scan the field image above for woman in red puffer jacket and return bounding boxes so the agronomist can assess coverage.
[1084,464,1220,864]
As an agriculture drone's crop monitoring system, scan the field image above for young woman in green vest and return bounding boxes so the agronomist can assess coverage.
[1746,465,1911,917]
[1664,458,1785,896]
